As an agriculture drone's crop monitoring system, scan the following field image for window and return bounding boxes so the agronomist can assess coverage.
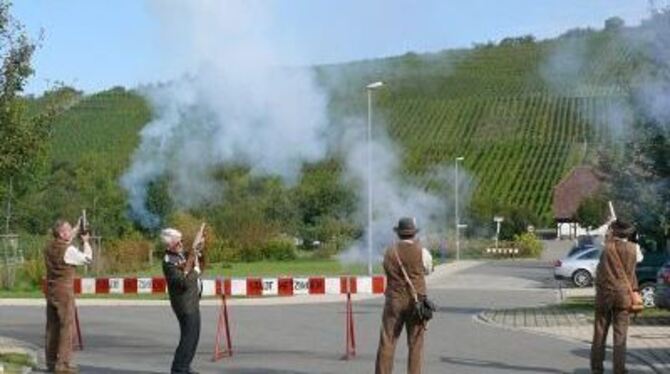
[579,250,601,260]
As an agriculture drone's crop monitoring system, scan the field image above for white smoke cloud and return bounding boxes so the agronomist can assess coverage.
[336,117,472,263]
[122,1,329,227]
[539,37,589,95]
[123,0,468,261]
[540,12,670,137]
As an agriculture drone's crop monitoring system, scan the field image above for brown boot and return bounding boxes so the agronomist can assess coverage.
[54,363,79,374]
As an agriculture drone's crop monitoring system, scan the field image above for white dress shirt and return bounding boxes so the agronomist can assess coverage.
[422,248,434,275]
[63,241,93,266]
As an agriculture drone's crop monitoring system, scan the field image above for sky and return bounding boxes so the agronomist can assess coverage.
[14,0,652,95]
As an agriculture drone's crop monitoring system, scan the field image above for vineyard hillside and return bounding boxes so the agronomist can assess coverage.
[39,19,646,224]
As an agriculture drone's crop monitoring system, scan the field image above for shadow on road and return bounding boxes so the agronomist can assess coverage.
[220,370,317,374]
[440,356,570,373]
[571,347,664,373]
[227,346,375,362]
[434,306,485,315]
[355,301,484,316]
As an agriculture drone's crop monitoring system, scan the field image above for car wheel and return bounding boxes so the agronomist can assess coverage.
[572,269,592,288]
[640,283,656,308]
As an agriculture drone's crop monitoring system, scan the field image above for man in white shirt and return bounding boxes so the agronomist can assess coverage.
[44,218,92,373]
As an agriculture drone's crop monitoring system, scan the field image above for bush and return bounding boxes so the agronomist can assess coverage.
[313,242,338,259]
[237,245,264,262]
[206,239,238,263]
[102,236,153,274]
[0,265,18,289]
[20,258,45,288]
[514,232,543,258]
[261,236,297,261]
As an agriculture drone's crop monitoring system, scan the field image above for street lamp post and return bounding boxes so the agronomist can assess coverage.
[455,156,464,261]
[366,81,384,275]
[494,216,504,249]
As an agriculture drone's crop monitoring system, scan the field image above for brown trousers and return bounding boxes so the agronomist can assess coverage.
[45,289,74,369]
[375,297,425,374]
[591,292,630,374]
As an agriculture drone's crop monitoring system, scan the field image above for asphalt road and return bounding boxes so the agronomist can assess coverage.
[0,260,644,373]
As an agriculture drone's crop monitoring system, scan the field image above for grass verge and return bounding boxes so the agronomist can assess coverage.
[557,296,670,320]
[0,352,36,371]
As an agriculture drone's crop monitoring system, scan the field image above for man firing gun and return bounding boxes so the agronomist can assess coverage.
[44,213,93,373]
[589,202,643,263]
[162,224,206,374]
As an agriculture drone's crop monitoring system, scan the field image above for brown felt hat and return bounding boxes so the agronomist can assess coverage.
[394,217,419,236]
[609,219,636,239]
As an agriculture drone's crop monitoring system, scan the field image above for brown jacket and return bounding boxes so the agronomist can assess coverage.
[383,240,427,299]
[44,239,75,299]
[595,239,638,308]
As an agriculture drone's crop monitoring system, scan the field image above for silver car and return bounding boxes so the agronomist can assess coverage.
[554,247,602,287]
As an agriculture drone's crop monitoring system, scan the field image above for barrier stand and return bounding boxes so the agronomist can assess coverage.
[71,302,83,351]
[212,294,233,361]
[342,278,356,360]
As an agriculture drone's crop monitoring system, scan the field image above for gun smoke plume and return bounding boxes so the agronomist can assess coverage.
[337,119,472,262]
[122,0,468,262]
[122,1,329,228]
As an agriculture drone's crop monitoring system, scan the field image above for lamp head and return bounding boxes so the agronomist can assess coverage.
[366,81,384,89]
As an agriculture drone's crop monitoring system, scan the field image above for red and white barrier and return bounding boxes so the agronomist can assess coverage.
[45,276,386,297]
[42,276,382,361]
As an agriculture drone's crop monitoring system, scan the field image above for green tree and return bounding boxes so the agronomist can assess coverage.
[293,162,357,248]
[0,1,55,232]
[604,17,625,31]
[595,11,670,245]
[574,195,608,229]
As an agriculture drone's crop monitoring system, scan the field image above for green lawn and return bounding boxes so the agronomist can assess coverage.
[0,352,35,371]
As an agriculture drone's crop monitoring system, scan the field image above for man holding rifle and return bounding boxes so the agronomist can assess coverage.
[44,216,92,373]
[162,225,205,374]
[375,217,430,374]
[590,200,643,374]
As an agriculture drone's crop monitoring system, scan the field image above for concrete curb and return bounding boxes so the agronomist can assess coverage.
[474,311,662,374]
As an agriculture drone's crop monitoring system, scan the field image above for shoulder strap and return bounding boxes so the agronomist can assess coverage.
[393,245,419,303]
[608,240,636,295]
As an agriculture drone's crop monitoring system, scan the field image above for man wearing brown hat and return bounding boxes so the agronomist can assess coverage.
[375,217,428,374]
[44,218,92,373]
[591,219,640,374]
